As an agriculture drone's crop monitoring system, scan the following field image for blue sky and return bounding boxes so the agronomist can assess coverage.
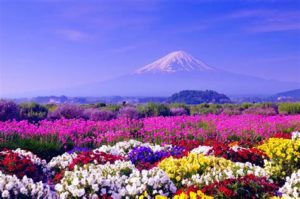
[0,0,299,97]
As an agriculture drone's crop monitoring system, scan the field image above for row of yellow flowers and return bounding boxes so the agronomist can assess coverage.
[140,190,213,199]
[257,138,300,182]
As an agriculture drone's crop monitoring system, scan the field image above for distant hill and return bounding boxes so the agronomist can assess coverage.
[167,90,231,104]
[270,89,300,102]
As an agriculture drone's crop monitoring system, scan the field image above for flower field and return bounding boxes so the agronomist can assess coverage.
[0,114,300,198]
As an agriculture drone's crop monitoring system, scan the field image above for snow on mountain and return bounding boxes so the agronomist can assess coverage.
[135,50,216,74]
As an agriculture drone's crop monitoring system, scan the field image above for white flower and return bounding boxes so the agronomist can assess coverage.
[292,131,300,140]
[20,187,28,195]
[55,184,64,192]
[56,161,175,198]
[76,188,85,197]
[191,146,213,155]
[5,182,13,191]
[279,170,300,198]
[0,171,53,198]
[72,177,79,186]
[1,190,9,198]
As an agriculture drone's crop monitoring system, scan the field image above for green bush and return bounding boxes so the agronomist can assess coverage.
[278,103,300,114]
[19,102,48,123]
[253,102,277,109]
[45,103,58,112]
[241,102,253,109]
[190,103,222,115]
[104,104,122,112]
[95,102,106,108]
[138,103,171,117]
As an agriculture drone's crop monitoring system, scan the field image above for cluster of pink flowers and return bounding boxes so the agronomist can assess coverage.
[0,114,299,147]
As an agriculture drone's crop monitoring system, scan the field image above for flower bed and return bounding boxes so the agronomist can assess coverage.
[0,130,299,198]
[0,115,300,198]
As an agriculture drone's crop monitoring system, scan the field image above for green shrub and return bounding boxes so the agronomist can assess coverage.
[45,103,58,112]
[190,103,222,115]
[278,103,300,114]
[19,102,48,123]
[138,103,171,117]
[95,102,106,108]
[253,102,277,109]
[241,102,253,109]
[104,104,122,112]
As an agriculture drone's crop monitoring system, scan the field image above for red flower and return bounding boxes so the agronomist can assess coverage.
[219,185,234,197]
[0,150,44,182]
[69,151,124,170]
[201,175,278,199]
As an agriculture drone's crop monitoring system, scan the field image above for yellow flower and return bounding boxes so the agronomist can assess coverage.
[158,153,233,187]
[155,196,168,199]
[173,190,213,199]
[257,138,300,180]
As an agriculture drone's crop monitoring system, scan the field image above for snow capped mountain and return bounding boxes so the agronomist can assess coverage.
[135,50,216,74]
[46,50,299,97]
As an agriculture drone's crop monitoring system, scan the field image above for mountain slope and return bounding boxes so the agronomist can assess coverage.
[275,89,300,98]
[51,51,299,97]
[135,50,215,74]
[267,88,300,101]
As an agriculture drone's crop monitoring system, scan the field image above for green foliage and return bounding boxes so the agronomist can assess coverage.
[190,103,222,115]
[45,103,58,112]
[241,102,253,110]
[278,103,300,114]
[0,134,66,161]
[138,103,171,117]
[80,102,106,109]
[19,102,48,123]
[95,102,106,108]
[253,102,277,109]
[104,104,122,112]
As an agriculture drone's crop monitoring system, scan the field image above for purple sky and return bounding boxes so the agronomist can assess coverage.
[0,0,299,97]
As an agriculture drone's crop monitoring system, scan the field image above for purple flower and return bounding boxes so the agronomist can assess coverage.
[128,146,186,165]
[170,107,188,116]
[118,106,140,120]
[67,147,90,154]
[48,104,84,120]
[83,108,116,121]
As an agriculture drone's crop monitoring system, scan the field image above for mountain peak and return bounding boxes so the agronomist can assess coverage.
[135,50,216,74]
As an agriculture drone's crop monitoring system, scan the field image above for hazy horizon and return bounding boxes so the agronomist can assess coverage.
[1,0,300,98]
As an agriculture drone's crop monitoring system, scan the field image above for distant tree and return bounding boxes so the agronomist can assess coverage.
[83,108,116,121]
[47,104,84,120]
[167,90,231,104]
[118,106,139,119]
[138,103,171,117]
[95,102,106,108]
[19,102,48,122]
[0,100,19,121]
